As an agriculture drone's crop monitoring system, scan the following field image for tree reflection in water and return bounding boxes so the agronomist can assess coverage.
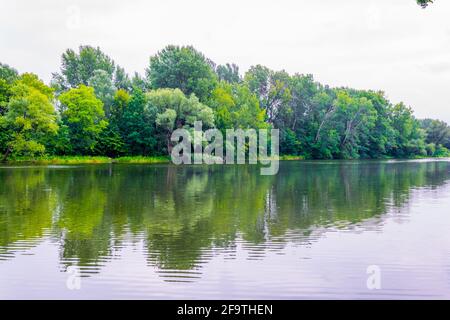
[1,160,449,280]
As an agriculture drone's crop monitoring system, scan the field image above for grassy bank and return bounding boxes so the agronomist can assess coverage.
[3,155,300,165]
[4,156,112,165]
[3,154,448,165]
[2,156,170,165]
[279,155,305,161]
[114,156,170,164]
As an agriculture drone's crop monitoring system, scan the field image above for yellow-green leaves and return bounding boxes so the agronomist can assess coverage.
[147,88,215,130]
[59,85,108,154]
[3,73,58,157]
[209,81,267,131]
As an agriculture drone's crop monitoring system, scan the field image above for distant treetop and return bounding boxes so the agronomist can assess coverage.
[417,0,433,8]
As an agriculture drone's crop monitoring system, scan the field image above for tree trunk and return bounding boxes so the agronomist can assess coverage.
[315,119,326,143]
[167,133,173,155]
[341,120,352,147]
[315,107,335,143]
[2,147,12,162]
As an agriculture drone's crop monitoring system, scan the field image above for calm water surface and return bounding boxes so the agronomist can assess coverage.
[1,160,450,299]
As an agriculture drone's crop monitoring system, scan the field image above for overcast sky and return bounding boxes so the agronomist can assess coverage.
[1,0,450,122]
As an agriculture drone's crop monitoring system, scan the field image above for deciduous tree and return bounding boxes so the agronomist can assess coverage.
[2,74,58,159]
[146,88,214,153]
[58,85,107,154]
[147,45,218,103]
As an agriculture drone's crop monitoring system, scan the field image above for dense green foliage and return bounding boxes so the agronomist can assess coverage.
[146,45,217,103]
[58,85,107,155]
[148,88,215,153]
[1,44,449,160]
[0,63,19,155]
[1,73,58,159]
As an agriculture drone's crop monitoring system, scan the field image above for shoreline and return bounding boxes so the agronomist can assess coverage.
[1,155,449,166]
[1,156,170,165]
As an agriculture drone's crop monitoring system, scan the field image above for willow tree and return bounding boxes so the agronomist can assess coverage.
[146,88,214,153]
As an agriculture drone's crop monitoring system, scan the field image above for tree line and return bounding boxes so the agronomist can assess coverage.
[1,44,449,161]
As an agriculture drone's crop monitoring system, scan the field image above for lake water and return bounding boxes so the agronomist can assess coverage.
[1,160,450,299]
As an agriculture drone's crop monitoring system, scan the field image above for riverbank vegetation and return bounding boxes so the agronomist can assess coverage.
[5,156,112,165]
[2,156,170,165]
[1,43,449,162]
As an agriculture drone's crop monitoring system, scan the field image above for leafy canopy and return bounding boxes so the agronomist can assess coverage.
[147,45,218,102]
[2,73,58,157]
[58,85,107,154]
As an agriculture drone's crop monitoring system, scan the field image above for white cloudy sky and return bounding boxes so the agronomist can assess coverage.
[1,0,450,122]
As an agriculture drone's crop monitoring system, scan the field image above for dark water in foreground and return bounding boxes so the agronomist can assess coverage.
[1,160,450,299]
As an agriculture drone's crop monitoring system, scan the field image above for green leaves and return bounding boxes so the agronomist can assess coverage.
[215,63,241,83]
[209,81,267,131]
[3,41,448,160]
[147,88,214,129]
[54,46,115,90]
[147,45,218,103]
[88,69,117,116]
[0,62,19,117]
[244,65,291,124]
[59,85,107,154]
[156,109,177,129]
[332,91,377,158]
[2,73,58,158]
[146,88,214,153]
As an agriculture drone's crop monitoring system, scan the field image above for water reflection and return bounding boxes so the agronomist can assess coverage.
[1,160,449,281]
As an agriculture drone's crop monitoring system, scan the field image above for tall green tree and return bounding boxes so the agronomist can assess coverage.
[146,45,218,102]
[0,63,19,154]
[215,63,241,83]
[51,45,132,99]
[93,89,130,157]
[1,74,58,159]
[276,74,319,155]
[356,91,396,158]
[0,63,19,116]
[391,103,427,157]
[114,66,132,92]
[146,88,214,153]
[58,85,107,154]
[420,119,450,145]
[209,81,267,131]
[302,87,338,158]
[119,88,157,155]
[327,90,378,159]
[52,45,115,92]
[244,65,291,124]
[88,69,117,116]
[0,63,18,82]
[130,72,148,92]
